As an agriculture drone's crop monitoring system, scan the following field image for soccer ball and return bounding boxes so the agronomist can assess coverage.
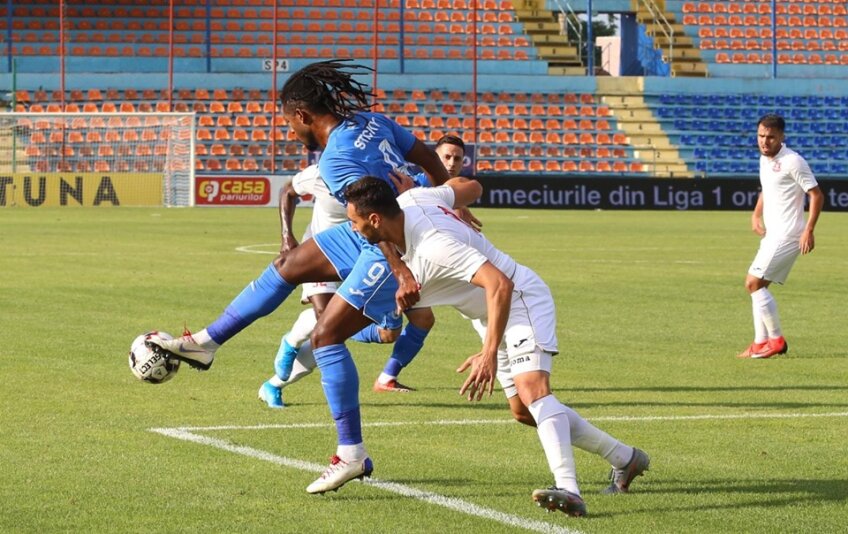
[128,331,180,384]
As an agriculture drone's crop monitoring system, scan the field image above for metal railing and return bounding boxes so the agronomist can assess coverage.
[637,0,673,72]
[630,143,660,177]
[552,0,582,66]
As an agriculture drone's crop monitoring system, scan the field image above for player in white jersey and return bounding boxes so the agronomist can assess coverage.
[372,134,473,392]
[258,165,347,407]
[344,176,650,517]
[737,114,823,360]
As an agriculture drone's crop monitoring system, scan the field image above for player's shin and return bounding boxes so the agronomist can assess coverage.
[207,264,296,344]
[350,324,382,343]
[314,344,366,461]
[528,395,580,495]
[377,322,429,383]
[562,405,633,468]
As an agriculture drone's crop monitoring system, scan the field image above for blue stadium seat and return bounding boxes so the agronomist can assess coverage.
[659,94,682,105]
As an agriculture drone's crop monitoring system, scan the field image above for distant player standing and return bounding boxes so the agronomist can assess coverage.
[345,177,650,517]
[737,114,823,359]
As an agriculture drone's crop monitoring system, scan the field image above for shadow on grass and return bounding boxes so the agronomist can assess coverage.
[588,477,848,519]
[563,385,848,394]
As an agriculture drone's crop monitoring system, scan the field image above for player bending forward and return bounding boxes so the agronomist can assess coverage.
[344,176,650,517]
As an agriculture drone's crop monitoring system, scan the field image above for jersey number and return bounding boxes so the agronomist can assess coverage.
[379,140,411,175]
[348,262,386,297]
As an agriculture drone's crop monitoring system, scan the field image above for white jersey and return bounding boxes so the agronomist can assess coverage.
[290,165,349,240]
[396,197,557,352]
[397,184,456,210]
[759,145,818,240]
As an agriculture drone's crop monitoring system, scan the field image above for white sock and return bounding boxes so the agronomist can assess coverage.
[191,329,219,349]
[337,443,366,462]
[751,287,782,338]
[287,308,318,347]
[377,372,395,384]
[750,294,768,344]
[282,342,316,388]
[563,406,633,469]
[267,342,318,389]
[528,395,580,495]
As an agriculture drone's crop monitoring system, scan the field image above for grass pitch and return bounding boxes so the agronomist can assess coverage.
[1,206,846,533]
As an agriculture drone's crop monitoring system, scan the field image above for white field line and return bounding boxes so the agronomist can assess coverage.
[234,243,278,255]
[233,243,720,263]
[150,411,847,533]
[151,427,580,534]
[162,411,848,432]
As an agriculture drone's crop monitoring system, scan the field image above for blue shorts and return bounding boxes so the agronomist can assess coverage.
[313,222,402,330]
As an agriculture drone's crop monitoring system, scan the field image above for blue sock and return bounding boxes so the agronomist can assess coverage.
[382,323,429,376]
[207,264,295,344]
[351,324,382,343]
[314,344,361,445]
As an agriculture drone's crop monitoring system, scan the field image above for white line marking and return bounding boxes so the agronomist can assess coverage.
[235,243,278,255]
[166,411,848,432]
[151,427,580,534]
[166,418,516,432]
[591,411,848,422]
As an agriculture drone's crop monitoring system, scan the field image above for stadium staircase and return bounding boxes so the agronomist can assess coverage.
[597,78,691,177]
[635,0,709,77]
[511,0,584,75]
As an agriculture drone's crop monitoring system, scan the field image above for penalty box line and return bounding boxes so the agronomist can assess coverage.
[150,427,581,534]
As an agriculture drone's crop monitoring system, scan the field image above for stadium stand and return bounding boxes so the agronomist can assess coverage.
[670,0,848,68]
[647,92,848,175]
[2,0,846,178]
[12,86,644,175]
[0,0,535,63]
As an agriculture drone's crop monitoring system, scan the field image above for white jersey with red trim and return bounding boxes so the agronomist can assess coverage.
[759,145,818,240]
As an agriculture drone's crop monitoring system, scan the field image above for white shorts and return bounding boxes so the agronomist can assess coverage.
[472,276,559,398]
[497,348,554,399]
[300,281,339,303]
[748,237,800,284]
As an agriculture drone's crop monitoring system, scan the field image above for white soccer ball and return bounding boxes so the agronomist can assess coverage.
[128,331,180,384]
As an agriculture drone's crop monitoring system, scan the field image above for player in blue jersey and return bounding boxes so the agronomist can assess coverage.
[148,60,477,494]
[261,135,470,407]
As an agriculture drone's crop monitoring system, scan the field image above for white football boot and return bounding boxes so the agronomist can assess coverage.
[146,330,215,371]
[306,455,373,494]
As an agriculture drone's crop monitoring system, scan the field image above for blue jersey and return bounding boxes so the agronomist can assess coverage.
[412,170,432,188]
[318,111,418,205]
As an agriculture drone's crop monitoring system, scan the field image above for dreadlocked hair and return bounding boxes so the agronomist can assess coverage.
[280,59,375,118]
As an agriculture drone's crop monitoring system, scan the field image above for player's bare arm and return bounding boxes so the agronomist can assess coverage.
[404,139,451,186]
[376,241,421,312]
[279,181,300,254]
[458,262,513,401]
[446,177,483,208]
[751,193,765,236]
[800,186,824,254]
[405,139,482,230]
[389,169,417,194]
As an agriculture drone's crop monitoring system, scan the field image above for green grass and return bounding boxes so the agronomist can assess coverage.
[1,207,846,533]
